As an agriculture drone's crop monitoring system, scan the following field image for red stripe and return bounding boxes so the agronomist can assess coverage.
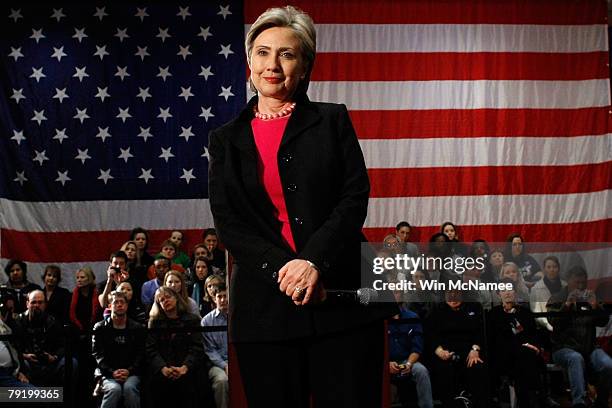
[363,220,612,243]
[245,0,606,24]
[350,108,611,139]
[312,52,609,81]
[368,163,612,197]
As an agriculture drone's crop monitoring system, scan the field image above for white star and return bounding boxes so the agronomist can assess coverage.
[179,126,195,141]
[73,27,87,43]
[118,147,134,163]
[30,29,45,43]
[73,107,90,124]
[138,168,154,184]
[53,88,69,103]
[55,170,71,186]
[136,87,152,102]
[94,7,108,21]
[8,47,23,61]
[30,67,46,82]
[134,46,150,61]
[74,148,91,164]
[93,45,109,60]
[31,110,47,125]
[114,28,129,42]
[159,147,175,162]
[13,171,27,186]
[157,66,172,82]
[198,65,214,81]
[201,147,209,159]
[178,86,194,101]
[156,27,171,42]
[33,149,49,166]
[98,169,113,184]
[218,86,234,101]
[73,66,89,82]
[199,106,215,122]
[217,5,232,19]
[218,44,234,59]
[8,9,23,22]
[135,7,149,21]
[180,168,196,184]
[96,127,111,142]
[115,66,130,81]
[50,8,66,22]
[197,26,212,41]
[177,6,191,20]
[10,88,25,104]
[53,128,69,144]
[116,107,132,123]
[95,87,110,102]
[51,46,67,62]
[157,107,173,123]
[177,45,192,60]
[138,127,153,142]
[11,130,25,145]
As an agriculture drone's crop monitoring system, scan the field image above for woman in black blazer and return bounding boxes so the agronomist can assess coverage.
[208,5,394,407]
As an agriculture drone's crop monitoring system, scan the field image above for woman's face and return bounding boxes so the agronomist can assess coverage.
[158,292,177,313]
[9,264,24,284]
[195,260,208,280]
[117,283,133,301]
[170,231,183,248]
[204,235,218,252]
[250,26,305,103]
[544,260,560,280]
[511,237,523,257]
[502,266,519,282]
[124,244,137,261]
[194,246,210,259]
[207,280,220,298]
[490,251,504,267]
[134,233,147,250]
[75,271,89,287]
[443,224,456,240]
[165,275,182,293]
[44,271,58,288]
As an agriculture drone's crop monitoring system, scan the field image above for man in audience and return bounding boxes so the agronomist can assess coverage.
[98,251,132,308]
[201,283,228,408]
[547,266,612,408]
[141,257,170,309]
[92,290,145,408]
[0,288,33,387]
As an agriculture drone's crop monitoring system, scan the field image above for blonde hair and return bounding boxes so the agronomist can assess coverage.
[164,270,189,301]
[76,266,95,285]
[149,286,188,322]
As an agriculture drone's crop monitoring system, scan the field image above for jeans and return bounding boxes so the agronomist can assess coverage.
[101,376,140,408]
[208,366,228,408]
[392,362,434,408]
[553,347,612,405]
[0,367,36,388]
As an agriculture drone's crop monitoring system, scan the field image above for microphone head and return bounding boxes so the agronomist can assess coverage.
[356,288,378,306]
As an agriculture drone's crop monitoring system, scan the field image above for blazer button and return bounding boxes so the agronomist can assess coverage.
[261,262,268,269]
[287,183,297,192]
[294,217,303,225]
[323,260,330,268]
[272,271,278,279]
[281,154,293,163]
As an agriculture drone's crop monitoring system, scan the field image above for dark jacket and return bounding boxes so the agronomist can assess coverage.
[45,286,71,325]
[92,317,145,378]
[427,303,484,358]
[209,95,395,342]
[13,311,64,360]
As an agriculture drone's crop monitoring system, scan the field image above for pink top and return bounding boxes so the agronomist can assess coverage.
[251,115,296,252]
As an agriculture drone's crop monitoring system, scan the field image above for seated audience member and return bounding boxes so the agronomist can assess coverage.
[130,227,155,272]
[388,290,433,408]
[426,233,452,282]
[116,282,147,325]
[547,266,612,408]
[187,244,213,288]
[98,251,133,308]
[146,241,186,280]
[4,260,41,314]
[498,262,530,304]
[121,241,146,301]
[488,249,505,282]
[42,264,71,325]
[428,290,487,408]
[505,234,542,288]
[146,286,206,408]
[70,267,101,332]
[169,230,191,269]
[92,290,145,408]
[201,275,223,317]
[488,279,544,407]
[164,270,200,317]
[14,290,74,386]
[0,288,33,387]
[202,228,226,274]
[202,283,229,408]
[404,270,438,319]
[141,257,170,309]
[440,221,468,257]
[395,221,419,257]
[469,240,497,283]
[462,265,493,310]
[190,257,213,317]
[530,256,566,332]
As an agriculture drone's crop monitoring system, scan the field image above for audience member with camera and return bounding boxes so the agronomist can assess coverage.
[0,288,33,387]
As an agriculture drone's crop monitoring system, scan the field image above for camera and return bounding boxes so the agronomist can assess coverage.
[110,266,121,274]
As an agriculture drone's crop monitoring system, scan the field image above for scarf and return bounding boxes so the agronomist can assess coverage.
[543,276,562,296]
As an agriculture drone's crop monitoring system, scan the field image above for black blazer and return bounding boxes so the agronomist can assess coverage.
[209,95,395,342]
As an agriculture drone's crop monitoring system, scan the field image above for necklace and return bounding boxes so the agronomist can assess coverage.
[254,102,296,120]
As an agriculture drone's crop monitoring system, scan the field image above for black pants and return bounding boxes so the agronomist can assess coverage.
[433,356,488,408]
[234,320,385,408]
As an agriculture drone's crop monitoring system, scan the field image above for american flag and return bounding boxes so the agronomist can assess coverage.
[2,0,612,288]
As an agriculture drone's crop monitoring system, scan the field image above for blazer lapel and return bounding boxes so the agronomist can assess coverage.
[280,96,321,148]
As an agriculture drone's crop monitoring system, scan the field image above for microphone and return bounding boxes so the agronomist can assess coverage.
[325,288,379,306]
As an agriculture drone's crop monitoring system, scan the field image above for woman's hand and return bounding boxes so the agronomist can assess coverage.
[466,350,483,367]
[389,361,401,374]
[435,346,453,361]
[278,259,325,305]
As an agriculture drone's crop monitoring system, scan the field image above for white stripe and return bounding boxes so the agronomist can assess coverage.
[0,198,213,232]
[245,24,607,53]
[365,190,612,227]
[307,80,610,110]
[360,135,612,168]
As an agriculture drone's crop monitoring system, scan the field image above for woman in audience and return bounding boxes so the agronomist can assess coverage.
[488,249,505,281]
[202,228,225,274]
[117,281,148,325]
[41,264,70,324]
[164,270,200,317]
[469,240,496,283]
[529,256,566,332]
[186,244,211,291]
[505,233,542,288]
[426,233,452,282]
[428,289,488,407]
[120,240,146,299]
[169,230,191,269]
[130,227,155,272]
[203,275,224,314]
[498,262,530,304]
[146,286,205,408]
[440,221,468,256]
[69,266,101,331]
[190,257,214,317]
[4,260,41,314]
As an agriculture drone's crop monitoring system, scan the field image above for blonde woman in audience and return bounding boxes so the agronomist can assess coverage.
[164,270,200,317]
[499,262,530,304]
